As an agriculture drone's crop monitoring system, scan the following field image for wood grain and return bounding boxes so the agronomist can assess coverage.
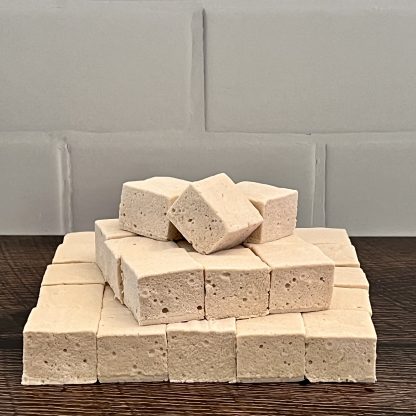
[0,236,415,415]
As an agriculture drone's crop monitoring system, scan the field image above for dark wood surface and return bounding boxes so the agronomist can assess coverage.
[1,236,415,415]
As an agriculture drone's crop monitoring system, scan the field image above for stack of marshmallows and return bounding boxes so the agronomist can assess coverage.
[22,173,376,385]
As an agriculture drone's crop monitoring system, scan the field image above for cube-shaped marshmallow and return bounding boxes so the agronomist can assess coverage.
[119,177,189,240]
[37,284,104,310]
[236,314,305,382]
[244,234,310,248]
[294,228,350,245]
[97,286,167,382]
[303,310,377,382]
[22,284,103,385]
[122,248,204,325]
[22,307,100,385]
[167,318,236,382]
[237,181,298,243]
[330,287,372,315]
[247,242,334,313]
[41,263,104,286]
[102,236,177,302]
[167,173,263,254]
[95,219,135,274]
[187,246,271,320]
[315,244,360,267]
[334,267,369,290]
[62,231,95,244]
[53,232,95,264]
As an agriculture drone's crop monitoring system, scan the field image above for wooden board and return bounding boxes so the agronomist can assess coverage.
[0,236,415,415]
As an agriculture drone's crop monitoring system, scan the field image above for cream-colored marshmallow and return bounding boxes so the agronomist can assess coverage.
[37,284,104,311]
[52,232,95,264]
[22,283,103,385]
[303,310,377,383]
[247,241,334,313]
[237,181,298,243]
[236,313,305,382]
[95,219,135,275]
[119,177,189,240]
[186,245,271,320]
[244,234,310,250]
[315,244,360,267]
[167,318,236,382]
[334,267,369,290]
[63,231,95,244]
[97,286,167,383]
[102,236,177,302]
[122,248,204,325]
[295,228,350,245]
[41,263,104,286]
[330,287,372,315]
[167,173,263,254]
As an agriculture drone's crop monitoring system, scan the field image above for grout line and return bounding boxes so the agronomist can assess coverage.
[312,142,326,227]
[323,143,328,228]
[189,7,206,133]
[204,129,416,137]
[202,8,208,133]
[54,134,73,234]
[61,136,73,233]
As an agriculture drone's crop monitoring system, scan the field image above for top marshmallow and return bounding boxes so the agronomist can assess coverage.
[167,173,263,254]
[119,177,189,241]
[237,181,298,243]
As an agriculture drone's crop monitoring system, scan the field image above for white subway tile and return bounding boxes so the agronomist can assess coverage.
[326,135,416,236]
[67,132,316,231]
[0,133,64,234]
[205,0,416,133]
[0,1,198,132]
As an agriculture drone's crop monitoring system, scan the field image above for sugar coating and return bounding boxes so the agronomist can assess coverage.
[244,234,308,249]
[22,283,103,385]
[63,231,95,244]
[330,287,372,315]
[52,232,95,264]
[97,286,167,383]
[187,246,271,320]
[95,219,135,275]
[41,263,104,286]
[122,248,204,325]
[167,318,236,382]
[167,173,263,254]
[295,228,350,245]
[334,267,369,290]
[236,314,305,382]
[248,242,334,313]
[95,219,135,241]
[303,310,377,383]
[37,284,104,311]
[119,177,189,241]
[315,244,360,267]
[103,236,177,302]
[237,181,298,244]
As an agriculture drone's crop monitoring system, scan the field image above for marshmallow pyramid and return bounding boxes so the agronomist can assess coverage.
[22,173,376,385]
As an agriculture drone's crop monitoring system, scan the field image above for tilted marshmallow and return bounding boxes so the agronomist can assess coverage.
[168,173,263,254]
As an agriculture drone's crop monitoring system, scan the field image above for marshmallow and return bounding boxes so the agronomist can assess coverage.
[237,181,298,243]
[119,177,189,240]
[168,173,263,254]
